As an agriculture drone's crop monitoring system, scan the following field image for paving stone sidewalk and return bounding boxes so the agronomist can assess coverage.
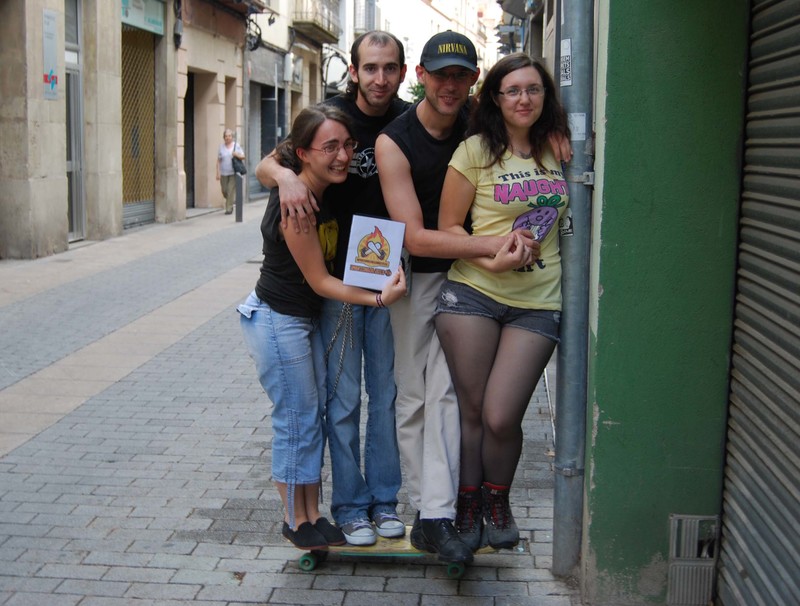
[0,206,581,605]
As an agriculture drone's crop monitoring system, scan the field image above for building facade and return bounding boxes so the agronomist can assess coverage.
[1,0,493,259]
[0,0,263,260]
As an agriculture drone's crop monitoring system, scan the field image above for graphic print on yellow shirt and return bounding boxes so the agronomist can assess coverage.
[318,217,339,273]
[446,135,570,310]
[493,165,567,272]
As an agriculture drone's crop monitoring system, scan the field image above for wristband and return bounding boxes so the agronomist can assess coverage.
[376,293,384,308]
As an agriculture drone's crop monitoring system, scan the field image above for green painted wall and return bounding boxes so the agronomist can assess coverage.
[583,2,749,603]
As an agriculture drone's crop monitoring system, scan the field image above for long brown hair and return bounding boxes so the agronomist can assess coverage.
[468,53,569,166]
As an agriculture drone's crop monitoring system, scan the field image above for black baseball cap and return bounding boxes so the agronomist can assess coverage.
[420,30,478,73]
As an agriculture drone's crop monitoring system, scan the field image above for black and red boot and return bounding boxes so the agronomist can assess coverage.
[455,486,483,552]
[482,482,519,549]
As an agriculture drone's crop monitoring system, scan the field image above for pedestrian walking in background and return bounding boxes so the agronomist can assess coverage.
[217,128,245,215]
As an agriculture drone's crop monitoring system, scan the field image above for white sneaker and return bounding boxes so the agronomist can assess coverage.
[371,511,405,538]
[341,518,377,546]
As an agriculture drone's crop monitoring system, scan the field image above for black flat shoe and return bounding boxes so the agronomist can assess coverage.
[282,521,328,550]
[314,517,346,546]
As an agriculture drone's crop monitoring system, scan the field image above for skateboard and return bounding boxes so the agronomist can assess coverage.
[296,526,500,579]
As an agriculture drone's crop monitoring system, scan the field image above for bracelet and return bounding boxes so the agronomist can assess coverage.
[375,293,385,308]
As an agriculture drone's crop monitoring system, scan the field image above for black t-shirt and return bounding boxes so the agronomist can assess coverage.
[254,189,338,318]
[323,95,410,279]
[379,102,469,274]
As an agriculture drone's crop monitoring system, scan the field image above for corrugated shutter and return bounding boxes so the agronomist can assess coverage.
[717,1,800,604]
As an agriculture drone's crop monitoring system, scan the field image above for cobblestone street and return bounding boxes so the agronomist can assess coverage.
[0,202,579,605]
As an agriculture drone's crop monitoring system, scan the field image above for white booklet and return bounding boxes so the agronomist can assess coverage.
[342,215,405,291]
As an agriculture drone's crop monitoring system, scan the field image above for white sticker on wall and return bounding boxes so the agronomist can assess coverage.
[568,113,587,142]
[560,38,572,87]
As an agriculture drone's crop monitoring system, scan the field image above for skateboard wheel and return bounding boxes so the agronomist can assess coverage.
[446,562,466,579]
[298,552,318,572]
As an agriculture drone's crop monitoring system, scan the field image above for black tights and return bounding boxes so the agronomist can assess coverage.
[435,312,556,488]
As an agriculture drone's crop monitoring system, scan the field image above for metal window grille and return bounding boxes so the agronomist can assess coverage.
[121,26,155,210]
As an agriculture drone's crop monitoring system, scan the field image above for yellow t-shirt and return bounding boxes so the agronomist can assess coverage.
[447,134,569,310]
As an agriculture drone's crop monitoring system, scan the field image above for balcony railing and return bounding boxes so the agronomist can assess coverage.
[213,0,268,16]
[293,0,341,44]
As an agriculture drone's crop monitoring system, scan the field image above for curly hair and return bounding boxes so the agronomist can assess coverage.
[344,30,405,100]
[274,104,354,173]
[468,53,569,167]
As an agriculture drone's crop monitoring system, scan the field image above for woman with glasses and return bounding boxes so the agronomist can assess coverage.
[238,104,406,551]
[434,53,571,551]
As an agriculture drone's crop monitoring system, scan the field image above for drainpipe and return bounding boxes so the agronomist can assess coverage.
[552,0,594,578]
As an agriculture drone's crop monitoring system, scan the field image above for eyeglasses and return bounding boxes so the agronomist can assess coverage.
[497,85,546,99]
[425,69,474,83]
[308,139,358,155]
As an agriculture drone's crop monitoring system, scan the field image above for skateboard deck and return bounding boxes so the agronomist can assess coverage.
[295,526,499,579]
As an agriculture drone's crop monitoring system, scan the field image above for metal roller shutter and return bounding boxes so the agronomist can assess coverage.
[717,0,800,604]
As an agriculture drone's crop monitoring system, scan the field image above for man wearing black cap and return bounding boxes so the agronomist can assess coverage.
[374,31,534,564]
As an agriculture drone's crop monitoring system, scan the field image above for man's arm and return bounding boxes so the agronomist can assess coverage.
[255,153,317,233]
[548,132,573,163]
[375,134,506,260]
[438,167,536,272]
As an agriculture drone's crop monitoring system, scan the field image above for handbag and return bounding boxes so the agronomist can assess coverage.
[232,155,247,175]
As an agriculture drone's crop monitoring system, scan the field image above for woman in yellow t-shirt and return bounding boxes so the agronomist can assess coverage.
[435,53,570,552]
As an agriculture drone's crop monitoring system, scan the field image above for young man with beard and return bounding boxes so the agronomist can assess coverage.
[256,31,410,546]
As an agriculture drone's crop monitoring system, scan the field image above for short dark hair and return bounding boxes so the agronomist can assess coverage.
[469,52,569,166]
[275,105,354,173]
[344,30,405,99]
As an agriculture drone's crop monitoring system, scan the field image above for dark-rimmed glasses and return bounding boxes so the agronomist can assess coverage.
[308,139,358,155]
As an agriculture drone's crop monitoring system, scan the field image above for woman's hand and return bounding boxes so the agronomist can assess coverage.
[379,265,407,306]
[488,233,539,272]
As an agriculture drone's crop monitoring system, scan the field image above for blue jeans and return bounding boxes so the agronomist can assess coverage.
[237,292,326,489]
[320,300,402,524]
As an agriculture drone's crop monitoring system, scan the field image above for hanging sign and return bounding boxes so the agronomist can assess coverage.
[121,0,165,36]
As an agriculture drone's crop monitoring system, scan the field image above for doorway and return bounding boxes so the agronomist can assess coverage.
[184,72,195,208]
[66,68,85,241]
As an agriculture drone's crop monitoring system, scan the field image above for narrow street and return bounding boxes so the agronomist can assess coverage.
[0,202,579,605]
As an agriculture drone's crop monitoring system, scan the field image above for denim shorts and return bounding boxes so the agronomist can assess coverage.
[435,279,561,343]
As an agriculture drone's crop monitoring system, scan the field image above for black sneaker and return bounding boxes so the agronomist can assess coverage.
[282,521,328,550]
[410,511,425,551]
[455,489,483,552]
[419,518,474,563]
[314,517,346,546]
[483,485,519,549]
